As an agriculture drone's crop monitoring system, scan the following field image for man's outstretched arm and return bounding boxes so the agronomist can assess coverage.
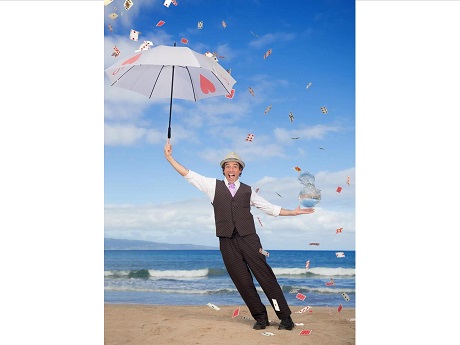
[164,140,189,177]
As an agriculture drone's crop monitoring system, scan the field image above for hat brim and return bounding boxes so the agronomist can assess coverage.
[220,158,245,169]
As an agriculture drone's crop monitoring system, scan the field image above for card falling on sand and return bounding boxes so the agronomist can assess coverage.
[232,307,240,318]
[207,303,220,311]
[299,329,312,336]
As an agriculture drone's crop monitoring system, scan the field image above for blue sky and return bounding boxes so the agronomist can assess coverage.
[2,1,460,344]
[103,0,356,250]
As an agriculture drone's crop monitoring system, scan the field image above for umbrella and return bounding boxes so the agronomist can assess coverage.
[105,44,237,138]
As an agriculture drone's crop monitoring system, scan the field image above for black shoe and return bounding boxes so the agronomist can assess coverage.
[278,316,294,330]
[253,319,270,330]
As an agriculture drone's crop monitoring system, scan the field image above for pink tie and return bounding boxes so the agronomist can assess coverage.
[228,183,236,196]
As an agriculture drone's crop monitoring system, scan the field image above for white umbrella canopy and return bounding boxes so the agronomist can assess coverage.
[105,44,237,138]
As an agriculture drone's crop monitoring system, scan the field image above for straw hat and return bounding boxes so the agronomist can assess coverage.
[220,152,245,169]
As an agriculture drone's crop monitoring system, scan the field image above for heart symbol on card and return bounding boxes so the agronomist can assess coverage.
[122,53,142,65]
[200,74,216,94]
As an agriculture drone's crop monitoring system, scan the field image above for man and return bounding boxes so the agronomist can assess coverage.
[164,141,315,330]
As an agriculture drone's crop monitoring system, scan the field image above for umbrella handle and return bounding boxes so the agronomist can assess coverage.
[168,65,175,139]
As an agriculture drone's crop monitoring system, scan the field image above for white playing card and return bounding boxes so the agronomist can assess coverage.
[207,302,220,311]
[164,0,172,7]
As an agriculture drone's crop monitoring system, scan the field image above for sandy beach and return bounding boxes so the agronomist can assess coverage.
[104,304,355,345]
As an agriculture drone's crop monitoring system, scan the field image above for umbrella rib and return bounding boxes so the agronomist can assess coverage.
[209,70,232,95]
[184,67,197,102]
[110,65,135,86]
[149,65,165,99]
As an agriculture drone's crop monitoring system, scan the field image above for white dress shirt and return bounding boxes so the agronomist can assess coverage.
[184,170,281,216]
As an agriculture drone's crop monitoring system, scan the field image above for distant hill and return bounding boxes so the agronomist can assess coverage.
[104,238,218,250]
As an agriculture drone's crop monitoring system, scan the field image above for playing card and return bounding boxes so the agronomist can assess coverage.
[338,304,343,313]
[108,24,113,32]
[306,82,312,89]
[336,252,345,258]
[108,13,118,20]
[129,29,141,41]
[336,186,342,193]
[263,48,272,59]
[111,46,120,57]
[264,105,272,114]
[232,307,240,318]
[257,217,263,227]
[305,260,310,269]
[259,248,269,257]
[272,299,280,312]
[180,38,188,44]
[104,0,113,6]
[171,0,178,5]
[207,303,221,311]
[289,112,294,122]
[325,278,335,286]
[156,20,165,27]
[295,322,305,326]
[296,293,306,301]
[124,0,133,11]
[296,306,311,313]
[246,134,255,142]
[320,106,328,114]
[336,228,343,234]
[342,292,350,302]
[299,330,312,336]
[163,0,172,7]
[248,87,254,96]
[222,20,227,28]
[347,176,351,185]
[289,289,300,294]
[197,21,203,29]
[261,332,274,336]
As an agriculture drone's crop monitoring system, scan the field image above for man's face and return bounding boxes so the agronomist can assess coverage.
[224,162,242,183]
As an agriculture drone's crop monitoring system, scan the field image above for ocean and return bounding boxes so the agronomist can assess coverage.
[104,250,355,309]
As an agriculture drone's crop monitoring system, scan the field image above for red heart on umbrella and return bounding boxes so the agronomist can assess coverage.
[200,74,216,94]
[122,53,142,65]
[225,89,235,99]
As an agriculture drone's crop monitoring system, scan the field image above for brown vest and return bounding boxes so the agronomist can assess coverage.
[212,180,256,238]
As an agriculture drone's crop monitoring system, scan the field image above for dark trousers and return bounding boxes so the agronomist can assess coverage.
[219,232,291,321]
